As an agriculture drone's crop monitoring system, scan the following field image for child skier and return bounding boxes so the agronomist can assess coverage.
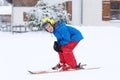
[42,18,84,71]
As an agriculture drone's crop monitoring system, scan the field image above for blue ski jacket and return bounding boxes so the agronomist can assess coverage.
[53,21,83,46]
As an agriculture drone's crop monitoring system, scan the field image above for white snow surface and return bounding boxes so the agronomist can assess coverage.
[0,26,120,80]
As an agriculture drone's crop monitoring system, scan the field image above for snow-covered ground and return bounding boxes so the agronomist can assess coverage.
[0,26,120,80]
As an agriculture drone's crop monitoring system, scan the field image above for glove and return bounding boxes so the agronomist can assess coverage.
[53,41,63,52]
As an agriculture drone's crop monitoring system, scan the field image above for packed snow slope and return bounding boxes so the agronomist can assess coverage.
[0,26,120,80]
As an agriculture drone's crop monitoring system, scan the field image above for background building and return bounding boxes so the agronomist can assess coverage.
[12,0,120,26]
[1,0,120,32]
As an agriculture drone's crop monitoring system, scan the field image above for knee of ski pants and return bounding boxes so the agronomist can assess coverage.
[61,46,73,53]
[60,41,80,53]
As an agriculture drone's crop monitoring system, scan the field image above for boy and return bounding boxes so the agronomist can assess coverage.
[42,18,83,71]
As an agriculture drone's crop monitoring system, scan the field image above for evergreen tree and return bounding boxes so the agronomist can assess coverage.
[27,0,71,31]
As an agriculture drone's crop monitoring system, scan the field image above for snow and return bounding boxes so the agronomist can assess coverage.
[44,0,69,5]
[0,6,12,15]
[0,26,120,80]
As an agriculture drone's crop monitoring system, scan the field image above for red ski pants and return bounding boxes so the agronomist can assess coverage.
[58,41,79,68]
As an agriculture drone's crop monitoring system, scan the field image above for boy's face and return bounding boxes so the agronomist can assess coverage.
[45,23,54,33]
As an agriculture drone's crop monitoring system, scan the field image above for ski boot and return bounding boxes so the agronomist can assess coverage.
[52,63,63,70]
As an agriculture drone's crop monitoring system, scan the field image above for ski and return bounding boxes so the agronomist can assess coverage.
[28,67,100,74]
[28,64,100,74]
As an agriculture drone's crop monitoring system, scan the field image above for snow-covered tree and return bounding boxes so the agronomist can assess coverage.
[27,0,71,31]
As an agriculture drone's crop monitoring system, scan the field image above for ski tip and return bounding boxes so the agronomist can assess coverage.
[28,71,35,74]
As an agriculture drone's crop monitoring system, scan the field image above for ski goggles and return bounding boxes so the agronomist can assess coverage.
[42,22,49,29]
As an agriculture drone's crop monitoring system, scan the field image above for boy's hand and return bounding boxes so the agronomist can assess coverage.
[53,41,63,52]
